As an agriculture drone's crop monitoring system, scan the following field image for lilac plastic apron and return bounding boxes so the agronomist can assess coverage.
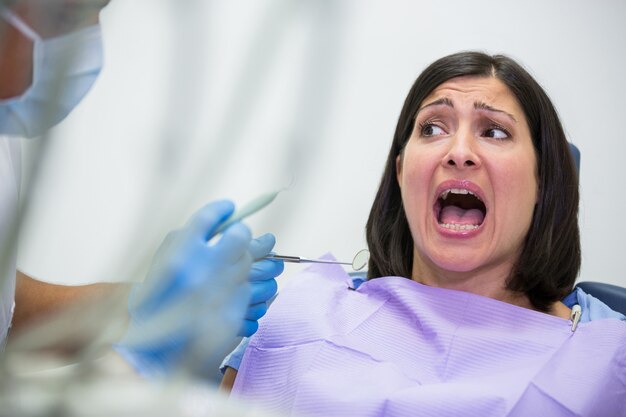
[233,262,626,417]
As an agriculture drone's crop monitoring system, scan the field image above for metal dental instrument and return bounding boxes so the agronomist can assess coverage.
[265,249,370,271]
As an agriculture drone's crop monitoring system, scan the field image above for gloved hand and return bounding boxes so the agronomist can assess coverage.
[239,234,284,337]
[116,200,254,377]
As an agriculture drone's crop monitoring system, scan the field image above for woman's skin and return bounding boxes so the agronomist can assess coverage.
[221,75,572,392]
[397,76,570,319]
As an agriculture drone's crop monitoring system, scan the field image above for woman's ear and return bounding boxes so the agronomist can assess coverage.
[396,154,403,189]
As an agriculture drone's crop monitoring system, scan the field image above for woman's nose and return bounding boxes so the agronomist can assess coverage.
[441,131,481,169]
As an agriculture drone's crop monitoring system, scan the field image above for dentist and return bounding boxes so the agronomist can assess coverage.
[0,0,282,376]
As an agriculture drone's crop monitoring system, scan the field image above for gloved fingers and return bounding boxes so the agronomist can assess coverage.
[249,278,278,305]
[248,233,276,260]
[249,258,284,281]
[211,222,253,263]
[238,320,259,338]
[244,302,269,321]
[132,238,249,320]
[185,200,235,242]
[145,229,186,274]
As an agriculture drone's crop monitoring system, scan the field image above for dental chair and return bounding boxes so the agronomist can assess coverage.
[566,143,626,315]
[575,282,626,315]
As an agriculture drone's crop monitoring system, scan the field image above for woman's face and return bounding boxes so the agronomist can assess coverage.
[396,76,538,281]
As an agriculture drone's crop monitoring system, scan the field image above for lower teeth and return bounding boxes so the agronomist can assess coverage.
[440,223,479,231]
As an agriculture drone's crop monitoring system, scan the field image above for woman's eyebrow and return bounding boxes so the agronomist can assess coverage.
[416,97,454,115]
[416,98,518,124]
[474,101,517,123]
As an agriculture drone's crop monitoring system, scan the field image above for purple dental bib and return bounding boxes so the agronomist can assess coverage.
[232,261,626,417]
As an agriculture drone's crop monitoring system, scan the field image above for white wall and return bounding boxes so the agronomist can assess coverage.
[18,0,626,289]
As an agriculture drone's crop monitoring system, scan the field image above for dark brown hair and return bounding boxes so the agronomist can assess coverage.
[365,51,580,311]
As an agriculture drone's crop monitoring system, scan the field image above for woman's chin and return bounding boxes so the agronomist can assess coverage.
[424,250,488,275]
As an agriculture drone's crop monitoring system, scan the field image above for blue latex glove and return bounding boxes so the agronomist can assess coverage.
[239,233,284,337]
[116,200,253,377]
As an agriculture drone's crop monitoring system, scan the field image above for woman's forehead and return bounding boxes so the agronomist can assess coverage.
[420,76,522,115]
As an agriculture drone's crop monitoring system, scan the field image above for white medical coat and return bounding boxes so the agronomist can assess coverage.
[0,134,21,344]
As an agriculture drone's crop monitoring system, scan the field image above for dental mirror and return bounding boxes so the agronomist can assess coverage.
[350,249,370,271]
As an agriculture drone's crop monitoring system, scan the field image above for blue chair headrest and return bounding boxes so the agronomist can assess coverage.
[569,142,580,174]
[575,282,626,315]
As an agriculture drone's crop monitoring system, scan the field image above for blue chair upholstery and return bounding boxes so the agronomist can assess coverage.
[575,282,626,315]
[569,142,580,174]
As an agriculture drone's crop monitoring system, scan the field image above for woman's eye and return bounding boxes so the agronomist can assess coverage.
[421,123,446,137]
[483,127,510,140]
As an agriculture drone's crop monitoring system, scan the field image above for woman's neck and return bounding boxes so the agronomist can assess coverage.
[410,252,570,319]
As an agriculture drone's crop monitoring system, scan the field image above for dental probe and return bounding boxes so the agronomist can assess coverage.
[264,255,353,266]
[264,249,370,271]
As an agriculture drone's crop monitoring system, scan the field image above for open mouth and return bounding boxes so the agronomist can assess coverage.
[435,188,487,231]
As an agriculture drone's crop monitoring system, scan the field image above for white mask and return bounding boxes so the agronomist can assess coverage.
[0,9,103,138]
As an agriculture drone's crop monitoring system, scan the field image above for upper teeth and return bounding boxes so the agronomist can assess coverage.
[440,188,481,201]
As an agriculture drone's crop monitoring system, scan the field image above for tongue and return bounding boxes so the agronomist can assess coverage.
[440,205,484,225]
